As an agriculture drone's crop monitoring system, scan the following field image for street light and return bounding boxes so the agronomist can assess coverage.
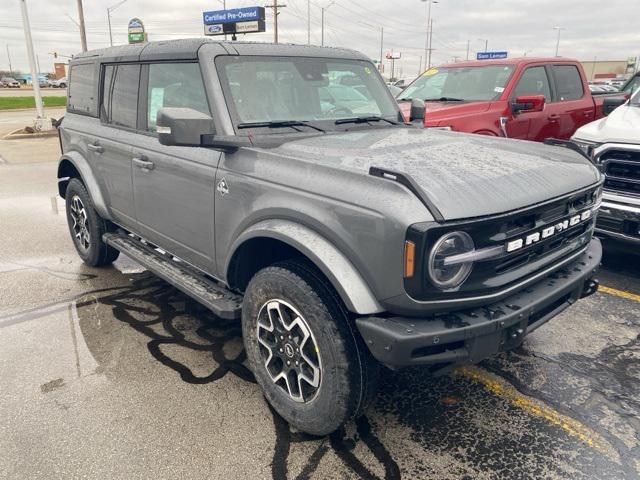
[478,38,488,52]
[421,0,438,69]
[107,0,129,47]
[553,26,565,57]
[216,0,227,40]
[321,1,334,47]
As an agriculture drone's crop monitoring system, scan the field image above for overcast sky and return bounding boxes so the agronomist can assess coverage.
[0,0,638,78]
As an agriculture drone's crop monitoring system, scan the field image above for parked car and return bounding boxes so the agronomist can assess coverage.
[58,40,603,436]
[397,57,627,141]
[572,91,639,246]
[49,77,67,88]
[0,76,20,88]
[621,72,640,95]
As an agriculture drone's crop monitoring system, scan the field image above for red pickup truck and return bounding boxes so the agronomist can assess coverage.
[397,57,627,141]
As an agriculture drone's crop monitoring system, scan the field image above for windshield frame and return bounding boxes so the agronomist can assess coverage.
[215,55,403,135]
[397,64,516,103]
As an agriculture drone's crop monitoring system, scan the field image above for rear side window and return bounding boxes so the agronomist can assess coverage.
[101,64,140,129]
[67,63,96,115]
[513,66,551,101]
[146,63,209,132]
[552,65,584,101]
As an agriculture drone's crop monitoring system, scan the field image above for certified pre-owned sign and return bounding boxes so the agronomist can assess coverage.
[202,7,265,36]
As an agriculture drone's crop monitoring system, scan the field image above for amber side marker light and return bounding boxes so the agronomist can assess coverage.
[404,241,415,278]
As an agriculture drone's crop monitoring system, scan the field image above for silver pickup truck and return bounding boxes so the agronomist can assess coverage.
[58,39,602,435]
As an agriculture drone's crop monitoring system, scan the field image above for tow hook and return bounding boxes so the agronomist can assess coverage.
[581,278,599,298]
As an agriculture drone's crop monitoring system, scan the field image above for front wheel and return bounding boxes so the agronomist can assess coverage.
[64,178,119,267]
[242,260,378,436]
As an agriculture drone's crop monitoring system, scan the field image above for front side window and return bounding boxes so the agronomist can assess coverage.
[398,65,515,102]
[552,65,584,101]
[513,66,551,101]
[101,64,140,129]
[216,56,399,130]
[146,63,210,132]
[68,63,96,114]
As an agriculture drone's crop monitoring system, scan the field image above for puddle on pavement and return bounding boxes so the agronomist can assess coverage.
[1,272,638,479]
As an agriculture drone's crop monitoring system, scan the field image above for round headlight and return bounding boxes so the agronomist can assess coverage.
[428,231,475,289]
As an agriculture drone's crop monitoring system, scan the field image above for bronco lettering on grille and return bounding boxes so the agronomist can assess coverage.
[506,209,592,253]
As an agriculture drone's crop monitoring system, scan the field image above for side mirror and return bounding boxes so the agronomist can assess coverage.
[156,107,214,146]
[410,98,425,122]
[512,94,545,114]
[602,96,627,116]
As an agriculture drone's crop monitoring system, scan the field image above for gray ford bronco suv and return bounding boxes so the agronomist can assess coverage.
[58,39,603,435]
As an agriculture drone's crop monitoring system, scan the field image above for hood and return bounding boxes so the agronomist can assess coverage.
[264,128,601,221]
[398,100,491,123]
[573,103,640,144]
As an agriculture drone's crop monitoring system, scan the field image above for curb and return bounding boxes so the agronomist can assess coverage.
[2,127,58,140]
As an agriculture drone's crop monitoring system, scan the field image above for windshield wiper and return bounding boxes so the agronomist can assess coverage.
[334,116,401,126]
[236,120,325,133]
[424,97,464,102]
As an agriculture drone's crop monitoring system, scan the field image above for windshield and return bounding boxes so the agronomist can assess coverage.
[216,56,400,131]
[631,89,640,105]
[397,65,515,102]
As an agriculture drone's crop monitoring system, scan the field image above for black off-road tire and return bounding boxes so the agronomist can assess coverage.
[242,259,379,436]
[64,178,120,267]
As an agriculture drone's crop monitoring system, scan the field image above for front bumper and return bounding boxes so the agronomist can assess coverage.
[356,238,602,368]
[596,193,640,245]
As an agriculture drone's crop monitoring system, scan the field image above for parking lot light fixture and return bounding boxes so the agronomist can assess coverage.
[553,26,565,57]
[107,0,129,47]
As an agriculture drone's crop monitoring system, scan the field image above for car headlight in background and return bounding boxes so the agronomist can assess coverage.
[428,231,475,289]
[571,138,601,159]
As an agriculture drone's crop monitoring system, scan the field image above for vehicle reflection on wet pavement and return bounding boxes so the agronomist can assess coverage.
[1,256,638,479]
[0,158,639,479]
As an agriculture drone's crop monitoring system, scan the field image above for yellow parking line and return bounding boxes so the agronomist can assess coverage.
[455,366,615,456]
[599,285,640,303]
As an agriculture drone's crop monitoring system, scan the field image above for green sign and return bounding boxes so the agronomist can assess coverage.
[128,32,145,43]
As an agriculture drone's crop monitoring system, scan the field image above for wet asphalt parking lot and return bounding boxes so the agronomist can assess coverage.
[1,110,639,479]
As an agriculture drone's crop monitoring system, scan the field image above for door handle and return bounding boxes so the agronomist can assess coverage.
[547,114,560,122]
[133,156,155,171]
[87,142,103,154]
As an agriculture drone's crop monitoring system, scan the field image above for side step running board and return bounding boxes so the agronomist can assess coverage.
[103,233,242,320]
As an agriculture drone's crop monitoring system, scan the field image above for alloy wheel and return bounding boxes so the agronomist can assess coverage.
[70,195,90,251]
[256,299,322,403]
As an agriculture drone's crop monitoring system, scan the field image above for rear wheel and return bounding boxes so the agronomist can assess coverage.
[65,178,119,267]
[242,259,378,436]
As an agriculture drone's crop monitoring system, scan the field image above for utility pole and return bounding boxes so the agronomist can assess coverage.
[422,0,437,69]
[418,55,422,74]
[466,39,470,60]
[427,19,433,68]
[553,26,564,57]
[75,0,88,52]
[379,26,384,72]
[307,0,310,45]
[19,0,50,129]
[320,2,334,46]
[6,45,13,76]
[265,0,287,44]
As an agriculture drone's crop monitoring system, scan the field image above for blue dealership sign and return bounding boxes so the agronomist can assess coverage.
[476,51,508,60]
[203,6,265,25]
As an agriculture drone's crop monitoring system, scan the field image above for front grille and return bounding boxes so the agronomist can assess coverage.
[600,150,640,197]
[405,184,599,301]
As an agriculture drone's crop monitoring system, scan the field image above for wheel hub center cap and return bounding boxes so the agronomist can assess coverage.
[284,343,295,358]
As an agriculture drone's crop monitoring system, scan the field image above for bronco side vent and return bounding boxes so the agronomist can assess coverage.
[369,166,444,222]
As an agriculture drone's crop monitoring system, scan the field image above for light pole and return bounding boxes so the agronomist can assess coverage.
[75,0,87,52]
[6,45,13,76]
[478,38,488,53]
[19,0,50,130]
[553,26,564,57]
[107,0,129,47]
[321,2,334,47]
[421,0,438,69]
